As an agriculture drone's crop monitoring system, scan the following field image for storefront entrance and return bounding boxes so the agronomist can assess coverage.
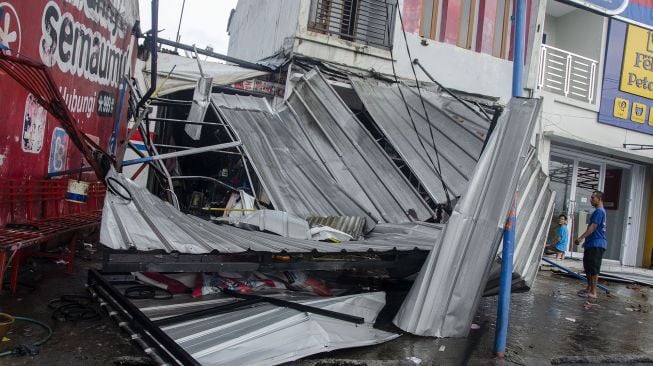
[547,148,644,264]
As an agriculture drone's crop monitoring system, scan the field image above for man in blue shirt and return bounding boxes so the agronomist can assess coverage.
[574,191,607,300]
[545,214,569,260]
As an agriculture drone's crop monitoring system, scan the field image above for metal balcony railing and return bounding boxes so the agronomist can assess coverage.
[308,0,395,49]
[537,44,598,104]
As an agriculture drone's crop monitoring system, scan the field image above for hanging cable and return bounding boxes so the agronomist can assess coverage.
[384,0,453,214]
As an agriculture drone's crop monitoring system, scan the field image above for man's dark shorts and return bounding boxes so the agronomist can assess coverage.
[583,247,605,276]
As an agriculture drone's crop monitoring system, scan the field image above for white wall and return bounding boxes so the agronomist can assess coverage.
[292,0,514,102]
[552,9,603,61]
[227,0,301,62]
[540,91,653,163]
[543,16,558,47]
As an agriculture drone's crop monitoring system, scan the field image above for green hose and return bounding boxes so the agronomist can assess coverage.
[0,316,53,357]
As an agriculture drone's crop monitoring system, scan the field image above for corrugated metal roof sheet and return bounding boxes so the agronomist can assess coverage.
[393,98,542,337]
[100,169,441,254]
[350,78,490,203]
[485,150,556,295]
[305,216,366,240]
[157,292,398,366]
[212,69,433,229]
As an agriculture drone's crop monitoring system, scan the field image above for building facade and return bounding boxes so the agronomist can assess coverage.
[535,1,653,267]
[227,0,653,267]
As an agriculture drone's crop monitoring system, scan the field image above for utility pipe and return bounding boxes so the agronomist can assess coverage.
[496,0,527,357]
[495,205,515,358]
[512,0,527,97]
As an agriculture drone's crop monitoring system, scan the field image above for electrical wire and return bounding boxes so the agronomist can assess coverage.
[384,0,454,213]
[106,177,133,202]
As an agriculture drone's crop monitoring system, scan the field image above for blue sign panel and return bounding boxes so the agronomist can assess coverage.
[561,0,629,15]
[598,20,653,135]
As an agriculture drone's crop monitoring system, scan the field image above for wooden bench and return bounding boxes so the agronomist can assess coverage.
[0,179,104,293]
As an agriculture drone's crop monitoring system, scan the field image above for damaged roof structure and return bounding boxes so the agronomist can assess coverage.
[97,62,554,363]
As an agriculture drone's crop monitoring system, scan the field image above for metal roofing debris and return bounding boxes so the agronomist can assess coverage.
[212,69,434,228]
[115,287,398,366]
[350,77,490,203]
[306,216,366,240]
[167,292,397,365]
[217,209,312,240]
[393,98,542,337]
[100,169,440,254]
[185,76,213,140]
[485,150,556,295]
[351,79,553,295]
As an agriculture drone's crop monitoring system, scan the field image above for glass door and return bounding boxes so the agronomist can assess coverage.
[548,155,603,257]
[548,150,635,262]
[548,156,575,254]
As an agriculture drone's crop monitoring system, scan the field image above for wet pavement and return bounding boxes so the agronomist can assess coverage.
[1,245,652,366]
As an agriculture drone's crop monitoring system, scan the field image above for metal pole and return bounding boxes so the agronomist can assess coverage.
[495,204,516,358]
[122,141,242,166]
[512,0,527,97]
[496,0,526,356]
[174,0,186,52]
[541,257,610,293]
[110,78,128,155]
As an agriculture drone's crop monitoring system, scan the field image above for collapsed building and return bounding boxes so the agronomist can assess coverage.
[0,0,557,365]
[92,42,555,362]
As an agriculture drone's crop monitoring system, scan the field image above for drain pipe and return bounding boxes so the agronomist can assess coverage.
[495,0,526,358]
[137,0,158,111]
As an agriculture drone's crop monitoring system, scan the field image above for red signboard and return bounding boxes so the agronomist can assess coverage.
[0,0,139,180]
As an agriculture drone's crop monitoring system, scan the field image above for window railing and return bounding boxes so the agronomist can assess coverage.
[307,0,395,49]
[537,44,598,104]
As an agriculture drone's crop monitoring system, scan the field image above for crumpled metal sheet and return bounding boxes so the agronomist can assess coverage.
[100,169,440,254]
[351,79,555,296]
[393,98,541,337]
[184,76,213,140]
[484,150,556,295]
[350,78,490,203]
[159,292,398,366]
[305,216,366,240]
[213,68,433,230]
[216,209,312,240]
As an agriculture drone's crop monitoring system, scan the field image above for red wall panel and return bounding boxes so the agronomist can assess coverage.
[0,1,138,180]
[440,0,462,44]
[476,0,497,54]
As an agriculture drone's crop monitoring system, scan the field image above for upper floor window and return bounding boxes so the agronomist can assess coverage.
[419,0,522,59]
[308,0,396,49]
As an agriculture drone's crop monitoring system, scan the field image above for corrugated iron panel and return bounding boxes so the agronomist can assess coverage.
[100,169,440,254]
[213,69,433,228]
[484,150,556,295]
[350,78,489,203]
[393,98,541,337]
[305,216,366,240]
[212,94,380,230]
[156,292,398,366]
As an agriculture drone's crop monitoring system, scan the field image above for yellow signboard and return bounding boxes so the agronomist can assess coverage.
[620,25,653,99]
